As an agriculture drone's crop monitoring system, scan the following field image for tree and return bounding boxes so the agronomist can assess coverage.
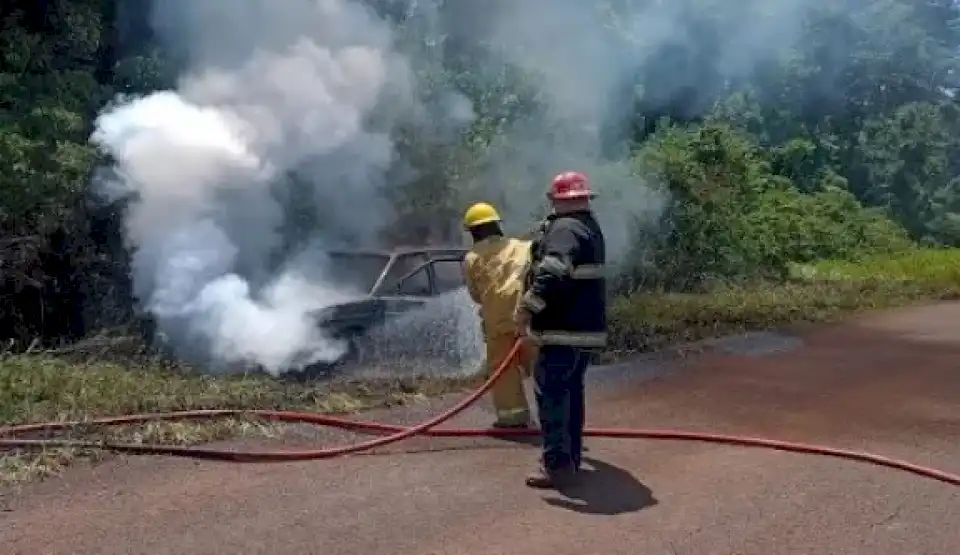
[0,0,956,349]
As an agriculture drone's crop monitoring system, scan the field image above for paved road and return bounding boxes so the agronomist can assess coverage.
[2,303,959,554]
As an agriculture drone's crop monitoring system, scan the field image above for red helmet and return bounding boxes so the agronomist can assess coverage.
[548,171,595,200]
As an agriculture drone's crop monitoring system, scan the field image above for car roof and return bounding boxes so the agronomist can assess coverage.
[326,246,467,257]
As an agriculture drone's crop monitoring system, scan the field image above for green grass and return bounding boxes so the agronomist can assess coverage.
[0,356,482,486]
[791,247,960,282]
[607,248,960,357]
[4,247,960,486]
[0,355,477,424]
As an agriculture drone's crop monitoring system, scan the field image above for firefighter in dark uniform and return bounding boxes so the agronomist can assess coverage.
[514,171,606,489]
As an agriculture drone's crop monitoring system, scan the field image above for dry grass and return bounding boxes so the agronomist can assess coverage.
[0,355,482,486]
[0,418,274,485]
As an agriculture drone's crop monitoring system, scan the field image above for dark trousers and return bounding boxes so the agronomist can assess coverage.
[534,345,590,471]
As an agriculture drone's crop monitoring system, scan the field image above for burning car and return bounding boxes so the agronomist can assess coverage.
[299,246,480,377]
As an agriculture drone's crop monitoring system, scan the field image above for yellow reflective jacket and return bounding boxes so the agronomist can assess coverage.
[464,236,532,338]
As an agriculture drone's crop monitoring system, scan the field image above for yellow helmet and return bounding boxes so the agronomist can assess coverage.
[462,202,501,229]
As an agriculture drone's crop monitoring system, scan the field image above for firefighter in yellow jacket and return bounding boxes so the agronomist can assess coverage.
[462,202,536,428]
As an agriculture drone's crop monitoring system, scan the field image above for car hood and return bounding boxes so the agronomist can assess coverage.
[312,297,427,337]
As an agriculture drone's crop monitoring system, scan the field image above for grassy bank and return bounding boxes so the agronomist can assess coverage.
[609,248,960,356]
[0,356,481,486]
[3,247,960,486]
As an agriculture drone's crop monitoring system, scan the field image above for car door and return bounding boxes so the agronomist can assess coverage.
[379,254,432,317]
[427,256,467,295]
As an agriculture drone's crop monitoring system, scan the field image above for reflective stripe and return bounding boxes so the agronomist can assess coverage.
[529,331,607,348]
[496,408,531,421]
[537,255,569,277]
[521,291,546,313]
[570,264,604,279]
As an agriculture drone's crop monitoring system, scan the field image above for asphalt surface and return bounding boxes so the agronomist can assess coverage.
[2,302,959,554]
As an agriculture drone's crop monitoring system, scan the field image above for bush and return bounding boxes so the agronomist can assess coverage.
[625,123,914,289]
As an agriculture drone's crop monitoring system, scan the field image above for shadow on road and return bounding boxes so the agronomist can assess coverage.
[494,435,596,456]
[545,457,658,515]
[493,433,542,447]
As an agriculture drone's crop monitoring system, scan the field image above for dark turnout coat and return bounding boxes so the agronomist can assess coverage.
[520,210,606,348]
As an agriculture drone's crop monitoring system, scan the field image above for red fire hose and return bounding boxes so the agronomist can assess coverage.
[1,340,958,486]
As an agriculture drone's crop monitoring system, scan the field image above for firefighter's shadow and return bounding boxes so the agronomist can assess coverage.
[545,457,658,515]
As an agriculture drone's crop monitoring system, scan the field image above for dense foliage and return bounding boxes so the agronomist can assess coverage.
[2,0,960,349]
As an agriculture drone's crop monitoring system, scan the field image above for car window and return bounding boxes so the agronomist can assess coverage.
[432,259,465,294]
[396,265,431,296]
[380,253,427,291]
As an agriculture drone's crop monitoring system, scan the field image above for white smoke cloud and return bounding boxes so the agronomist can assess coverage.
[91,0,825,374]
[92,0,415,374]
[438,0,819,258]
